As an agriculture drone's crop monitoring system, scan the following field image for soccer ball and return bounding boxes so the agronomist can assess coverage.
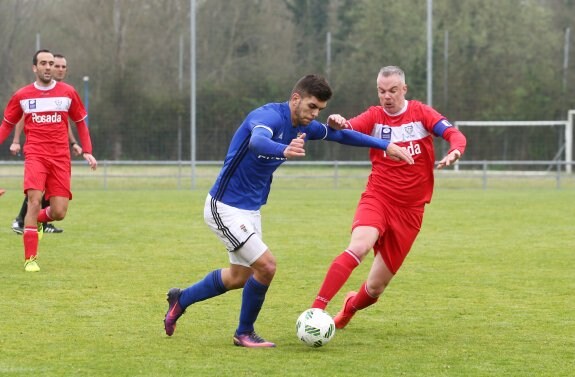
[296,308,335,348]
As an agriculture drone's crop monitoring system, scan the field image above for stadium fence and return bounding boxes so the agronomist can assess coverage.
[1,160,574,191]
[2,110,574,191]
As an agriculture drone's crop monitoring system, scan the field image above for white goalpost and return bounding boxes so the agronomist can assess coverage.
[568,109,574,174]
[454,109,574,174]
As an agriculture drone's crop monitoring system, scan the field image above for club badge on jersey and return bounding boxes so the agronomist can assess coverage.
[381,126,392,140]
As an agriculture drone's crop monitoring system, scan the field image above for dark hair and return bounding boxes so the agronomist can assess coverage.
[292,74,332,102]
[53,53,65,59]
[33,49,52,65]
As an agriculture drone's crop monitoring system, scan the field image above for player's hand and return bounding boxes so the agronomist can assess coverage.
[283,133,306,159]
[82,153,98,170]
[72,143,83,156]
[436,149,461,169]
[386,143,414,164]
[9,143,21,155]
[0,188,5,196]
[326,114,348,130]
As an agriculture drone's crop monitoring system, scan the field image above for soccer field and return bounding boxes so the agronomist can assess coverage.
[0,188,573,377]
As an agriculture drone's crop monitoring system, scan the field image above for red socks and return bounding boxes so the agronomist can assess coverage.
[23,226,39,260]
[345,282,379,314]
[37,207,53,223]
[22,207,53,260]
[312,250,360,309]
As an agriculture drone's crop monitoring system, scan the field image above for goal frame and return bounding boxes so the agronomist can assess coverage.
[454,109,574,173]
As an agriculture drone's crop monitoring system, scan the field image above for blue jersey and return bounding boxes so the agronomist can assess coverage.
[209,101,392,210]
[209,102,331,210]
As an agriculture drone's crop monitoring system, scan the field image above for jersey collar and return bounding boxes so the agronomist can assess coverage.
[34,80,57,91]
[383,100,408,117]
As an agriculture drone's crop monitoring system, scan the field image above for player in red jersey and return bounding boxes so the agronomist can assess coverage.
[310,66,467,328]
[10,53,82,235]
[0,49,98,272]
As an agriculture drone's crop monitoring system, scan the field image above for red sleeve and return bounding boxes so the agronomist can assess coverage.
[3,93,24,125]
[0,95,22,144]
[347,107,378,134]
[75,119,93,154]
[67,85,88,123]
[0,120,15,144]
[442,126,467,155]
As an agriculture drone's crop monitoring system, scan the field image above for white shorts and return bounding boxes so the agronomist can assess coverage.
[204,194,268,267]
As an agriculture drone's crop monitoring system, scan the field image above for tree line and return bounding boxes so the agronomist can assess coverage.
[0,0,573,161]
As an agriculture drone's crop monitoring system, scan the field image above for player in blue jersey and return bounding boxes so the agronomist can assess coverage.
[163,74,414,348]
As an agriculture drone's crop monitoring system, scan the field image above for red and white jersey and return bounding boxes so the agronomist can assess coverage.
[3,80,87,159]
[347,100,446,207]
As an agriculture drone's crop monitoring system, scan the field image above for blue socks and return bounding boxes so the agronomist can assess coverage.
[178,270,269,335]
[179,269,227,308]
[236,276,269,335]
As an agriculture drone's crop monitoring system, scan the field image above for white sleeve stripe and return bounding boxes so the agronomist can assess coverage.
[253,124,273,137]
[3,117,16,125]
[320,123,328,140]
[72,114,88,123]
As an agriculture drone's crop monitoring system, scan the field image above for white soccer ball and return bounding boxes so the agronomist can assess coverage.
[296,308,336,348]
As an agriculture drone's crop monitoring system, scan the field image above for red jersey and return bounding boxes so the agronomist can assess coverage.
[2,80,88,159]
[347,100,451,207]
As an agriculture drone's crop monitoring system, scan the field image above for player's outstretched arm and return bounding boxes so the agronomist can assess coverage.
[0,188,5,196]
[326,114,348,130]
[386,143,415,165]
[324,128,414,165]
[436,149,461,169]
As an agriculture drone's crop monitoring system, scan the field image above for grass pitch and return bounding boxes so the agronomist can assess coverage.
[0,187,573,377]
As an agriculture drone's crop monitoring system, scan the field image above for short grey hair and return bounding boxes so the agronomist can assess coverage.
[378,66,405,83]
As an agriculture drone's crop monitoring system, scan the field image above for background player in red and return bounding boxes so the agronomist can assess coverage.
[10,53,82,235]
[310,65,467,328]
[0,49,98,272]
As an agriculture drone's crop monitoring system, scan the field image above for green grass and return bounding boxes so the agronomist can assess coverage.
[0,188,574,377]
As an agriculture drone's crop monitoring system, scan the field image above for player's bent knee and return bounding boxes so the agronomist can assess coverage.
[49,210,67,221]
[253,261,276,282]
[251,262,276,285]
[366,284,385,297]
[366,277,392,297]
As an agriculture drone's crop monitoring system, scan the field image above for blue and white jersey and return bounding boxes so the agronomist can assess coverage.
[209,101,330,210]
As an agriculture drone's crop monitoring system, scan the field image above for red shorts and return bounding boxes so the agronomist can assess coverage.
[352,191,424,274]
[23,156,72,200]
